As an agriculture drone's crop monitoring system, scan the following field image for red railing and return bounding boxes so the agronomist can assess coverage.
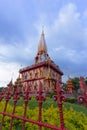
[0,81,67,130]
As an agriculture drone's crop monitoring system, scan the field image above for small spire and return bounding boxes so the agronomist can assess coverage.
[7,79,13,87]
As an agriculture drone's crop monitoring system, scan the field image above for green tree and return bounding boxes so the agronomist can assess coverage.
[84,77,87,85]
[71,77,80,92]
[62,82,67,91]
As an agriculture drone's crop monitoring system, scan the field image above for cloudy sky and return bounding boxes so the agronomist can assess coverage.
[0,0,87,87]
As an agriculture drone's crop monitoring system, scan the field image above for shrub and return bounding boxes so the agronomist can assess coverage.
[67,98,77,103]
[46,91,56,98]
[0,100,87,129]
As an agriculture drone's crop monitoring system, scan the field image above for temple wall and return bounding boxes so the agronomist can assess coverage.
[21,66,62,92]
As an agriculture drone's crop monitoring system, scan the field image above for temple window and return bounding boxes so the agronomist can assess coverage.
[25,72,28,80]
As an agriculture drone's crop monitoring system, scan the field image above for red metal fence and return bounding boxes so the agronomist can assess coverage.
[0,80,67,130]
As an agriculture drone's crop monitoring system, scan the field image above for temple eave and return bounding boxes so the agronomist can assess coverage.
[19,61,63,75]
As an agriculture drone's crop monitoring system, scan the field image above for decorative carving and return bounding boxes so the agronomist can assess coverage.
[29,72,32,79]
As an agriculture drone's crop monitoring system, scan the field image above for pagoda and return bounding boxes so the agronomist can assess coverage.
[19,30,63,92]
[67,77,73,94]
[7,79,14,93]
[7,75,22,94]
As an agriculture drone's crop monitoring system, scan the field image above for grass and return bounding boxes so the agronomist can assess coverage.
[64,102,87,116]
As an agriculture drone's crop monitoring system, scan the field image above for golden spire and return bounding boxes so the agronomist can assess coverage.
[38,28,47,54]
[35,28,50,63]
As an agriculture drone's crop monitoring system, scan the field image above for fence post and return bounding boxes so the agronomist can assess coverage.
[53,81,67,130]
[36,81,46,130]
[22,86,31,130]
[10,88,20,130]
[0,88,11,130]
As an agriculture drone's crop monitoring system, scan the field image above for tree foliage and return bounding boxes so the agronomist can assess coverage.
[71,77,80,91]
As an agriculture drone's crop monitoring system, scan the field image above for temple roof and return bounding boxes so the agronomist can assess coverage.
[19,60,63,75]
[7,80,13,87]
[38,30,47,54]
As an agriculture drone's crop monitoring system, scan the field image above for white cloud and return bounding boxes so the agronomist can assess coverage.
[42,3,87,64]
[0,62,20,87]
[0,37,38,64]
[54,3,80,28]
